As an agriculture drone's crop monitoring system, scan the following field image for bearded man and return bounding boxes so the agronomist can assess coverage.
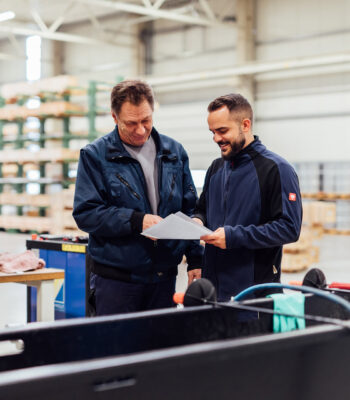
[192,93,302,301]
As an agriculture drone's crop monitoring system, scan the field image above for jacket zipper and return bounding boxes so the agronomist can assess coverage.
[223,168,233,224]
[116,173,141,199]
[167,173,176,202]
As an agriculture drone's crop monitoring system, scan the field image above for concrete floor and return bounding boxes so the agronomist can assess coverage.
[0,232,350,329]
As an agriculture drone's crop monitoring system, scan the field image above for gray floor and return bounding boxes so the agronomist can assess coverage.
[0,232,349,329]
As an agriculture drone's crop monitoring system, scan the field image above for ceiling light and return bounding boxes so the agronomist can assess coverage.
[0,11,15,22]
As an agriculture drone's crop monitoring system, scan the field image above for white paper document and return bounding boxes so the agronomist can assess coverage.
[141,211,213,240]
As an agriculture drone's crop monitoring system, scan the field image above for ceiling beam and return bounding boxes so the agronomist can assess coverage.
[126,4,202,26]
[30,9,48,32]
[49,1,76,33]
[76,0,217,26]
[153,0,166,9]
[0,23,131,47]
[198,0,216,21]
[142,0,152,7]
[146,52,350,86]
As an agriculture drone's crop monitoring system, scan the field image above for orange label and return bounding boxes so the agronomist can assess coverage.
[289,193,296,201]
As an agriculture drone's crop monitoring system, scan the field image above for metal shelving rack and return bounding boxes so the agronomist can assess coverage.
[0,79,114,233]
[294,161,350,234]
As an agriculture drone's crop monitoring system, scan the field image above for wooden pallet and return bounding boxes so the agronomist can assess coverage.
[302,201,336,226]
[0,187,79,234]
[0,148,79,163]
[322,228,350,236]
[0,101,85,121]
[0,75,79,101]
[282,246,319,273]
[0,215,51,232]
[0,193,51,207]
[302,192,350,200]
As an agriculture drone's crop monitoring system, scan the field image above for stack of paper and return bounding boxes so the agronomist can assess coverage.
[141,211,212,240]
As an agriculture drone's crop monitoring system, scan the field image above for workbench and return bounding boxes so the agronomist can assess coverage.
[0,268,64,322]
[26,238,88,320]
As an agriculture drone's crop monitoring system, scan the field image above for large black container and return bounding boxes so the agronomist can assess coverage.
[0,291,349,399]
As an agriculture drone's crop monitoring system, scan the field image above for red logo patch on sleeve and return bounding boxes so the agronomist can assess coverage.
[289,193,296,201]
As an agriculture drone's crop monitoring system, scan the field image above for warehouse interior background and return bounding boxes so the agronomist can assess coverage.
[0,0,350,327]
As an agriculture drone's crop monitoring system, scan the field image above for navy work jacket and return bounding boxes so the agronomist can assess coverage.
[73,126,203,283]
[194,137,302,301]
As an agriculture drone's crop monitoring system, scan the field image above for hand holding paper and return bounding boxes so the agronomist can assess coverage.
[141,211,212,240]
[200,227,227,249]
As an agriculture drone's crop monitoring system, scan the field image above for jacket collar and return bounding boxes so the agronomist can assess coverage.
[106,126,176,161]
[227,136,263,168]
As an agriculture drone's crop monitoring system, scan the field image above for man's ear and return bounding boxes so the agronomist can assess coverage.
[241,118,251,132]
[111,112,118,125]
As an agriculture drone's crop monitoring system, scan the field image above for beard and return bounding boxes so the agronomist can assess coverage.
[219,129,246,161]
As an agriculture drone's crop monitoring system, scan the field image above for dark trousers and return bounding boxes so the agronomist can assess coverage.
[93,274,176,316]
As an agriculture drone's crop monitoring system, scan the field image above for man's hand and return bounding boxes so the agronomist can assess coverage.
[142,214,163,231]
[188,268,202,285]
[192,217,204,226]
[200,227,226,249]
[142,214,163,240]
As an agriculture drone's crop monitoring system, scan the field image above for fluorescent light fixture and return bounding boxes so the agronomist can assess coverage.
[0,11,15,22]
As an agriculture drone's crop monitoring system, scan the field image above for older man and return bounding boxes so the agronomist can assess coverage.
[73,80,203,315]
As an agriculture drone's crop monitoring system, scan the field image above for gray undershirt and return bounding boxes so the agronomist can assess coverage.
[123,136,159,214]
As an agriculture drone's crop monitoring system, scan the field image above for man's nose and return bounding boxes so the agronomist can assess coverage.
[213,133,221,143]
[135,123,146,135]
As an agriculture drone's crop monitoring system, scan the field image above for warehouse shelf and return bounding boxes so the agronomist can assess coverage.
[0,178,63,184]
[0,133,92,145]
[0,75,115,233]
[295,161,350,235]
[0,148,79,163]
[282,199,336,273]
[0,193,51,207]
[0,215,51,232]
[302,192,350,200]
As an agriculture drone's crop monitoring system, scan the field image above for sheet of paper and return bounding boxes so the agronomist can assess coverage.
[141,211,212,240]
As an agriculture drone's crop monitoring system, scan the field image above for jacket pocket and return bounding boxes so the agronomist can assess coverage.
[167,173,176,202]
[116,173,141,200]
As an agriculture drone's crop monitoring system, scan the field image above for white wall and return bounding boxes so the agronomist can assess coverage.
[61,20,137,83]
[254,0,350,163]
[151,0,350,166]
[0,38,26,84]
[153,101,217,170]
[1,0,350,168]
[151,23,237,77]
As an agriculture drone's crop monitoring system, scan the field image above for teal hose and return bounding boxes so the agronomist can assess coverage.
[233,283,350,314]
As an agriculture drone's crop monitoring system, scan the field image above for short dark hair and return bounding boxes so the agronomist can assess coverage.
[111,80,154,115]
[207,93,253,124]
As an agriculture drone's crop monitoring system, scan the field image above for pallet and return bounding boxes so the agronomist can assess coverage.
[0,75,79,101]
[323,228,350,236]
[302,201,336,226]
[0,193,51,207]
[302,192,350,200]
[0,215,51,232]
[0,148,79,163]
[282,246,319,273]
[0,101,85,121]
[0,188,78,234]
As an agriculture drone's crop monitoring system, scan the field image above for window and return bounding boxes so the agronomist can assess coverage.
[26,35,41,81]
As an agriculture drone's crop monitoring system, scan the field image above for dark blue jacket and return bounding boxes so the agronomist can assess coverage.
[73,126,203,283]
[194,137,302,301]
